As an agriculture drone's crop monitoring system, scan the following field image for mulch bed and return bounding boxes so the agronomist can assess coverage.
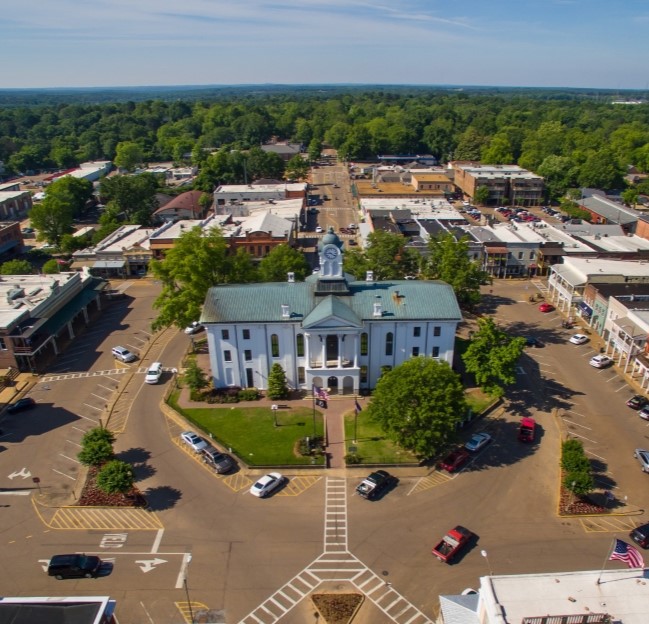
[311,593,364,624]
[558,487,607,516]
[77,466,147,507]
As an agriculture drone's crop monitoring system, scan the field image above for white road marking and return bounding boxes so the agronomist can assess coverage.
[51,468,76,481]
[0,490,31,496]
[151,529,164,554]
[175,553,193,589]
[83,403,104,412]
[8,468,31,479]
[59,453,81,464]
[136,558,167,573]
[561,419,592,430]
[584,450,608,461]
[566,432,598,444]
[65,439,82,447]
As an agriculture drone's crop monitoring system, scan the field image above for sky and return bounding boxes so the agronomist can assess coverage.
[2,0,649,90]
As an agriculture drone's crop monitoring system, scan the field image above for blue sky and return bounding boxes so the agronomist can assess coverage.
[2,0,648,89]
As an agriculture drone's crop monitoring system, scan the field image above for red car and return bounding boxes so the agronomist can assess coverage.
[538,303,555,313]
[440,448,470,473]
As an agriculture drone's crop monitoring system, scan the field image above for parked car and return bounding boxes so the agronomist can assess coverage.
[525,336,543,348]
[47,554,102,579]
[630,523,649,549]
[184,322,203,335]
[201,447,235,474]
[538,303,555,313]
[627,395,649,410]
[181,431,208,453]
[6,397,36,414]
[638,406,649,421]
[144,362,163,385]
[315,226,323,233]
[569,334,589,345]
[634,449,649,473]
[112,346,136,363]
[440,448,470,473]
[465,432,492,452]
[250,472,284,498]
[589,354,613,369]
[356,470,395,500]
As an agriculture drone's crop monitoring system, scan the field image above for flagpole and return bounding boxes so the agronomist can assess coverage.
[312,386,317,441]
[596,535,616,585]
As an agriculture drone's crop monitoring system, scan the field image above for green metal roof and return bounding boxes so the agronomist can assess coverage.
[201,279,461,324]
[303,295,363,329]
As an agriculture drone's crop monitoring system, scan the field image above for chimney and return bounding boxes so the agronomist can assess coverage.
[373,301,382,317]
[287,272,295,283]
[366,270,374,282]
[281,304,290,318]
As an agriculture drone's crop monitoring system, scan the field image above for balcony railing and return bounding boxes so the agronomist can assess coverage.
[309,359,355,369]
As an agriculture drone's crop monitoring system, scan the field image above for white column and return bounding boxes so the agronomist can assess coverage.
[304,333,310,366]
[321,337,326,368]
[354,334,359,368]
[337,334,342,367]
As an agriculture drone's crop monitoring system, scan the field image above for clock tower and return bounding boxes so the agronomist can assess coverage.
[317,227,344,279]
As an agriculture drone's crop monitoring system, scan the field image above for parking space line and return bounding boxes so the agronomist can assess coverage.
[584,449,607,461]
[564,410,588,418]
[83,402,104,412]
[566,431,598,444]
[51,468,76,480]
[59,453,81,464]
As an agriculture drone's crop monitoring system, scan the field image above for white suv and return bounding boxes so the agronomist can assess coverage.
[145,362,163,384]
[112,346,136,363]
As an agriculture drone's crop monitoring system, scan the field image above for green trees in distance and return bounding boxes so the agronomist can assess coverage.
[422,233,489,309]
[257,244,310,282]
[0,259,33,275]
[343,230,420,281]
[366,357,466,459]
[267,363,289,400]
[99,173,161,225]
[2,90,649,193]
[462,317,526,398]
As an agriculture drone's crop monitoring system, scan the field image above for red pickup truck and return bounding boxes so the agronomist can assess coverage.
[518,417,536,443]
[432,525,474,563]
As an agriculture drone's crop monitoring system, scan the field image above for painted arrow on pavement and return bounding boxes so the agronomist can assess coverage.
[136,558,167,573]
[8,468,31,480]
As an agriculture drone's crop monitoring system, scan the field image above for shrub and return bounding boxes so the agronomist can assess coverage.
[563,470,595,497]
[96,460,135,495]
[238,388,260,401]
[345,453,362,464]
[298,436,324,456]
[82,427,116,446]
[78,439,115,466]
[267,363,289,400]
[562,449,591,473]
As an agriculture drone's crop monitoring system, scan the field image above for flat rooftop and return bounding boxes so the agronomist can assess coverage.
[215,183,306,193]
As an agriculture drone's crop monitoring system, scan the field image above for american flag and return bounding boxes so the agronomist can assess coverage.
[610,539,645,569]
[313,385,329,401]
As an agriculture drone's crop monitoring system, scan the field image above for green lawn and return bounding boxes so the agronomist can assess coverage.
[169,395,325,466]
[342,411,419,465]
[465,388,498,417]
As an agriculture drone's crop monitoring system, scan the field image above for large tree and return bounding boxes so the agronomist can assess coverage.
[99,173,160,223]
[422,233,488,309]
[462,317,525,398]
[114,141,144,172]
[1,259,33,275]
[284,154,310,181]
[150,226,235,330]
[258,244,310,282]
[366,357,466,459]
[343,230,419,281]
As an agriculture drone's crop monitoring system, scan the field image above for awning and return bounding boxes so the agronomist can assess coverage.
[93,260,125,269]
[485,247,508,254]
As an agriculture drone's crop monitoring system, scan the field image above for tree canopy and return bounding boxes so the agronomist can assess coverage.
[99,173,160,224]
[257,244,310,282]
[462,317,525,398]
[0,259,33,275]
[365,357,466,459]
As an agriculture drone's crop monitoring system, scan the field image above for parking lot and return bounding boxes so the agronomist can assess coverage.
[1,277,648,623]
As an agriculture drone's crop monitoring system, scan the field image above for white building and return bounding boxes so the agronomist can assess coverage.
[201,228,462,393]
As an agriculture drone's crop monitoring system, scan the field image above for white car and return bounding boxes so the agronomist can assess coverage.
[181,431,208,453]
[184,322,203,335]
[315,226,323,233]
[249,472,284,498]
[465,432,492,452]
[569,334,589,345]
[145,362,163,384]
[589,354,613,369]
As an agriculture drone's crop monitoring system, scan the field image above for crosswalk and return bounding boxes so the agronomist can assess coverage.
[237,477,432,624]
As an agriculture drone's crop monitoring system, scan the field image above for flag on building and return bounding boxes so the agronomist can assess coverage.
[610,539,645,569]
[312,385,329,401]
[355,399,362,414]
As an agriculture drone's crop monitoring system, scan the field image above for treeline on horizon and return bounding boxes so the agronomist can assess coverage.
[2,85,649,200]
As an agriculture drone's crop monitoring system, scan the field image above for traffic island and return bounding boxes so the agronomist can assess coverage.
[311,592,364,624]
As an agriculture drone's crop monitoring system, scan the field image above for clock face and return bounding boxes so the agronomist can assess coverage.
[324,246,338,260]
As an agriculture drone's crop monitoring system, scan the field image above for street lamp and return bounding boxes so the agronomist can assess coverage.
[183,554,194,624]
[481,549,493,575]
[272,404,279,427]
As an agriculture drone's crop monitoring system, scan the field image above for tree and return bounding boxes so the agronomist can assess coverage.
[183,359,209,393]
[78,439,115,466]
[537,155,577,201]
[343,230,419,281]
[0,259,33,275]
[621,188,639,207]
[258,244,310,282]
[114,141,144,171]
[150,226,234,330]
[365,357,466,459]
[29,197,75,245]
[99,173,159,223]
[481,134,514,164]
[82,427,116,446]
[267,363,289,400]
[462,317,526,398]
[578,150,624,189]
[42,259,60,274]
[307,138,322,162]
[422,233,488,309]
[474,185,490,205]
[96,460,135,495]
[285,154,310,180]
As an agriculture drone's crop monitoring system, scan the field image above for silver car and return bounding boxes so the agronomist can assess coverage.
[634,449,649,473]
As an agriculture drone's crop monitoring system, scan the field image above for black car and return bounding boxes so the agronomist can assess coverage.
[7,397,36,413]
[47,554,102,579]
[630,523,649,549]
[356,470,395,500]
[627,395,649,410]
[525,336,543,348]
